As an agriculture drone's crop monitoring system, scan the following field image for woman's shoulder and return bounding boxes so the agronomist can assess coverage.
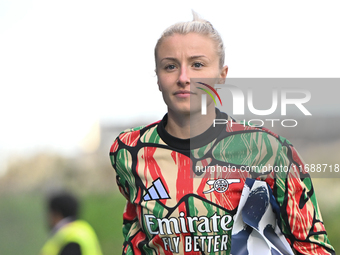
[110,120,163,153]
[121,120,162,137]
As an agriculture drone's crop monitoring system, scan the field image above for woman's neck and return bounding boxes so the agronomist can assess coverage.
[165,106,216,139]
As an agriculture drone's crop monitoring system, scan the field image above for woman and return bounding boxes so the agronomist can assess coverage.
[110,12,335,255]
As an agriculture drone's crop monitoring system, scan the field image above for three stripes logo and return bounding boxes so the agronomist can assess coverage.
[143,178,170,201]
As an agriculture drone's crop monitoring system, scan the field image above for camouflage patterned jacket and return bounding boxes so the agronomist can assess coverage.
[110,109,335,255]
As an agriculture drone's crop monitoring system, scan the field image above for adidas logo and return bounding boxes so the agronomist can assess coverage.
[143,178,170,201]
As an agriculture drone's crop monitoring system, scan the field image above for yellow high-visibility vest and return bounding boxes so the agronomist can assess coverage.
[40,220,103,255]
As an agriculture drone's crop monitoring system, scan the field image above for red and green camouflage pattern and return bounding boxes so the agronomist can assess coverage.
[110,116,335,255]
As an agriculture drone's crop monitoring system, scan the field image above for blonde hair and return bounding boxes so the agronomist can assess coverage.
[155,10,225,69]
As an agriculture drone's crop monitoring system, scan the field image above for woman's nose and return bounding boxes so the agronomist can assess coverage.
[178,66,190,87]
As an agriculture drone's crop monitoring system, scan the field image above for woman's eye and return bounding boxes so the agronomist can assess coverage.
[193,62,204,68]
[165,64,176,70]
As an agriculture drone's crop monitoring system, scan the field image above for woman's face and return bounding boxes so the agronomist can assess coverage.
[156,33,228,116]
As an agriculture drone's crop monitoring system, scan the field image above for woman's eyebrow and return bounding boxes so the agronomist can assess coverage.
[189,55,207,60]
[160,55,208,63]
[160,57,178,63]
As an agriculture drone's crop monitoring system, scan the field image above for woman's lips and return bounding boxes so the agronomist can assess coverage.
[174,90,194,98]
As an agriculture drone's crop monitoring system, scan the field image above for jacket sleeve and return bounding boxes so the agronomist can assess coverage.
[110,135,147,254]
[270,140,335,255]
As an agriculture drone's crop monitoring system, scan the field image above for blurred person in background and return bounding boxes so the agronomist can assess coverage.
[40,192,103,255]
[110,11,335,255]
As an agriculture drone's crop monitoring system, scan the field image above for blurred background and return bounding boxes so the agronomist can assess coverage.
[0,0,339,254]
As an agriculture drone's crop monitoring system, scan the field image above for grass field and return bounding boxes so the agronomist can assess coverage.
[0,192,126,255]
[0,187,338,254]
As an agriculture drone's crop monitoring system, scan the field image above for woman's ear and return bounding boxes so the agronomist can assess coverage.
[220,65,228,78]
[155,68,162,91]
[157,80,162,91]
